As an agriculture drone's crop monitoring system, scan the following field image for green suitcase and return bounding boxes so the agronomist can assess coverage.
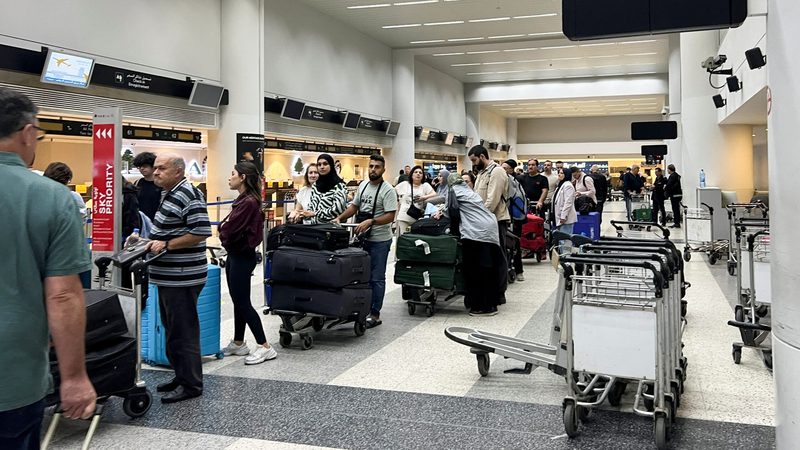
[394,262,456,290]
[633,207,652,222]
[396,234,460,264]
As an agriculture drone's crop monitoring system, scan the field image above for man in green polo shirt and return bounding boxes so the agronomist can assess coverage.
[0,88,96,448]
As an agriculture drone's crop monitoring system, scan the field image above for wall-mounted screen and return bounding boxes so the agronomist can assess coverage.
[40,50,95,89]
[444,132,455,146]
[281,99,305,121]
[386,121,401,137]
[188,82,224,110]
[343,112,361,130]
[419,127,431,141]
[631,121,678,140]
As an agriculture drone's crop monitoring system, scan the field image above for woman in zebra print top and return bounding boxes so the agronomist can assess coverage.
[305,154,348,224]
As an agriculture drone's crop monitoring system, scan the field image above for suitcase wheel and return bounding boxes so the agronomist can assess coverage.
[354,321,366,337]
[122,391,152,418]
[279,332,292,348]
[300,334,314,350]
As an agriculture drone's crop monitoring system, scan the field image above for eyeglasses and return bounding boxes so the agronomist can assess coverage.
[17,124,47,141]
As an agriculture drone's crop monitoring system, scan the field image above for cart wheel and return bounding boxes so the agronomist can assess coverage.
[476,353,490,377]
[763,351,773,370]
[122,391,152,418]
[756,304,770,318]
[354,321,366,337]
[279,332,292,348]
[407,303,416,315]
[709,253,718,265]
[507,270,516,284]
[735,307,756,346]
[300,335,314,350]
[312,317,325,332]
[654,413,668,450]
[563,400,580,438]
[732,345,742,364]
[683,250,692,262]
[728,262,736,276]
[536,252,543,262]
[426,305,434,317]
[608,381,626,407]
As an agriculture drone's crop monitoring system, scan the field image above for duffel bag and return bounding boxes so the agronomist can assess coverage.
[396,233,460,265]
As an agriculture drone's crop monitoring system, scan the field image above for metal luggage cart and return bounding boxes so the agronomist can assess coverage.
[732,218,769,305]
[682,202,728,264]
[559,255,679,449]
[728,230,772,369]
[629,194,652,224]
[725,203,769,276]
[611,220,671,241]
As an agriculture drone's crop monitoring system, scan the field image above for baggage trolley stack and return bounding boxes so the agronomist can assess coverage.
[264,223,371,351]
[727,230,773,370]
[611,220,671,241]
[42,247,166,450]
[725,203,769,276]
[682,202,728,264]
[559,254,682,449]
[395,233,464,317]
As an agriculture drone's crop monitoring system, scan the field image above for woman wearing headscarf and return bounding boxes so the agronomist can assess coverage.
[433,173,506,316]
[552,167,578,234]
[394,165,435,235]
[304,154,347,224]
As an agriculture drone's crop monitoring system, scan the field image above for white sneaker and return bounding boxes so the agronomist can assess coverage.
[222,340,250,356]
[516,273,525,281]
[245,345,278,365]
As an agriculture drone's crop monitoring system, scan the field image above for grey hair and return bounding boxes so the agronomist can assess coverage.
[590,164,599,172]
[0,88,38,140]
[170,156,186,172]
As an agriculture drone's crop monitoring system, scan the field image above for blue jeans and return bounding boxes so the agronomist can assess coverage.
[624,194,633,221]
[556,223,574,254]
[0,399,45,450]
[362,239,392,317]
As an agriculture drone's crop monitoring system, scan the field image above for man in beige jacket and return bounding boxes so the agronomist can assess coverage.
[468,145,509,246]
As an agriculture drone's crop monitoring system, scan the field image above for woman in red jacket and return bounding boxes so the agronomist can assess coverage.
[218,161,276,365]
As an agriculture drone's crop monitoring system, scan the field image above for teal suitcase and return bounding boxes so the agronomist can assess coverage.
[396,234,460,264]
[394,262,457,290]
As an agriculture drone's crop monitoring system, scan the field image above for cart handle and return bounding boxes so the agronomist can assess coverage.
[747,229,770,251]
[700,202,714,215]
[727,320,771,332]
[580,245,677,276]
[609,220,671,239]
[562,251,672,285]
[559,255,664,296]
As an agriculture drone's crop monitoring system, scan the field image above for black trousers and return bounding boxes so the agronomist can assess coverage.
[497,221,510,295]
[511,221,523,274]
[462,239,506,312]
[670,197,683,226]
[158,284,204,393]
[226,249,267,345]
[652,197,667,225]
[596,201,605,227]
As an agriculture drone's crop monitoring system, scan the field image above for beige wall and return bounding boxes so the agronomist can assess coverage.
[33,141,93,184]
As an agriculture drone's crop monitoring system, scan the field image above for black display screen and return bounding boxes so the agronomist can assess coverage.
[386,121,401,137]
[343,112,361,130]
[641,144,668,156]
[631,121,678,140]
[281,99,305,121]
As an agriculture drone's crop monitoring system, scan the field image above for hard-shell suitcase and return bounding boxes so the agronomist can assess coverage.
[410,218,450,236]
[396,234,460,264]
[283,223,350,251]
[394,262,457,290]
[50,337,136,398]
[84,290,129,350]
[270,283,371,319]
[141,265,223,366]
[573,212,601,240]
[521,213,548,256]
[270,246,371,289]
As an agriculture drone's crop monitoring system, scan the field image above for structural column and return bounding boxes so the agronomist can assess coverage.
[506,117,518,161]
[767,1,800,445]
[207,0,265,203]
[463,102,481,170]
[387,49,416,178]
[677,31,753,206]
[666,34,683,172]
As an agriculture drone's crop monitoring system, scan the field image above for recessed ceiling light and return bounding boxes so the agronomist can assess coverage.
[424,20,464,26]
[488,34,526,39]
[620,39,657,45]
[513,13,558,19]
[469,17,511,23]
[503,47,539,52]
[466,71,496,75]
[347,3,391,9]
[483,61,515,65]
[518,59,548,63]
[432,52,464,56]
[528,32,562,36]
[495,69,526,74]
[565,75,586,78]
[409,39,446,44]
[580,42,616,47]
[596,73,625,77]
[624,52,658,56]
[448,37,484,42]
[587,55,620,59]
[628,71,657,75]
[466,50,500,54]
[541,45,576,50]
[451,63,481,66]
[393,0,438,5]
[551,57,582,61]
[383,23,421,29]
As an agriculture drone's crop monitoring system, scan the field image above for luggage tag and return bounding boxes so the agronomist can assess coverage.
[414,240,431,255]
[423,271,431,287]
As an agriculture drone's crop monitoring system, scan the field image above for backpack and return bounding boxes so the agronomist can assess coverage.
[505,175,527,221]
[574,175,597,215]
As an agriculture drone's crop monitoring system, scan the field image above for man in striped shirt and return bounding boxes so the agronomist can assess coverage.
[146,153,212,404]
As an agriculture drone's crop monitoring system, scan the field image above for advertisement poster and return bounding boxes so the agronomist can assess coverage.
[236,133,265,174]
[92,122,117,252]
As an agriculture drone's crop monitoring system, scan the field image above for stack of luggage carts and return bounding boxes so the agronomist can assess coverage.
[395,218,465,317]
[265,223,371,350]
[446,231,690,450]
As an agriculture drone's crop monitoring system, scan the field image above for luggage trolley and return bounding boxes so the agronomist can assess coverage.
[733,218,770,306]
[682,202,728,263]
[725,203,768,276]
[396,233,464,317]
[728,230,773,369]
[42,245,164,450]
[630,193,652,224]
[611,220,671,241]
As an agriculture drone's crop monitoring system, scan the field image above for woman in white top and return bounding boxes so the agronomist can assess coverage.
[288,163,318,224]
[552,167,578,234]
[394,165,436,235]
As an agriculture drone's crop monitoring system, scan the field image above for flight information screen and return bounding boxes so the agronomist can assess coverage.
[41,50,95,88]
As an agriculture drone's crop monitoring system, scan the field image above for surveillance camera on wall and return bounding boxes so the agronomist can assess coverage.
[661,106,670,116]
[701,54,728,71]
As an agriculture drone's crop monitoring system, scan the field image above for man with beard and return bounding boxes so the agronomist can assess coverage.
[334,154,397,328]
[468,145,509,246]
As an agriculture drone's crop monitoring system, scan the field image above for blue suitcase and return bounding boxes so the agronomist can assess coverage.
[573,212,601,240]
[141,264,224,366]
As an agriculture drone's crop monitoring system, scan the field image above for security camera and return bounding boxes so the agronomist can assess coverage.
[661,106,670,116]
[701,55,728,71]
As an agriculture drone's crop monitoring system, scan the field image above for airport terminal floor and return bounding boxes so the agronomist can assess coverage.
[44,202,775,449]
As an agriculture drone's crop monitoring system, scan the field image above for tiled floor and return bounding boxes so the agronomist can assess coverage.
[44,202,776,449]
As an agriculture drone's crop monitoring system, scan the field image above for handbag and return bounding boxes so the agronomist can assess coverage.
[406,182,424,220]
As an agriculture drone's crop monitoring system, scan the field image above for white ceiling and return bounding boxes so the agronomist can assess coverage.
[299,0,670,118]
[483,95,666,119]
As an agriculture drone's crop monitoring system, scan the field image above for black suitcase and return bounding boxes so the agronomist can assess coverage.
[50,337,136,398]
[266,223,286,250]
[84,290,128,350]
[410,218,450,236]
[283,223,350,251]
[270,283,371,319]
[270,246,370,289]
